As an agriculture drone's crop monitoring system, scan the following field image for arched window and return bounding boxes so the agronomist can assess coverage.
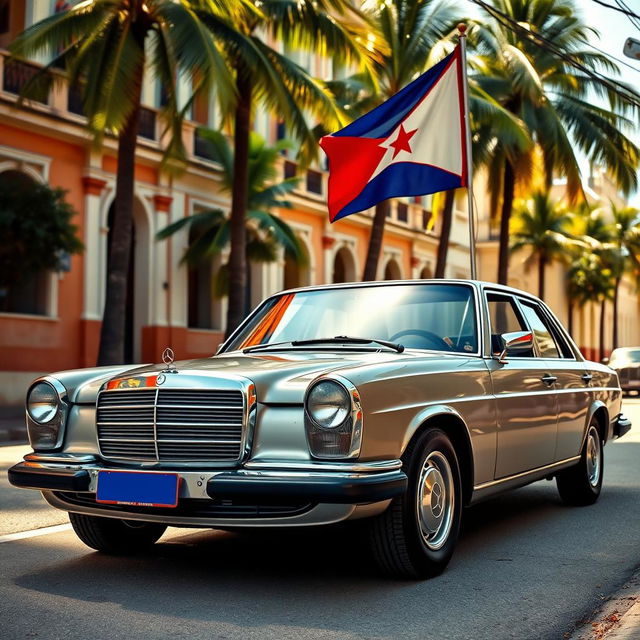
[333,247,355,283]
[420,265,433,279]
[0,170,51,315]
[384,258,402,280]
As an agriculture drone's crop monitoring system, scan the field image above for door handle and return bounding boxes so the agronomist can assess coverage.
[541,374,557,387]
[582,373,593,384]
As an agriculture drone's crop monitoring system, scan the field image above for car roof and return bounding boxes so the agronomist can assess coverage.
[278,279,543,302]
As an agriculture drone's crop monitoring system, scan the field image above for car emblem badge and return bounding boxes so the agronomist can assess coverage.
[157,347,177,385]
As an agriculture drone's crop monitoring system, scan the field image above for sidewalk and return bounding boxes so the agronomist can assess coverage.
[568,569,640,640]
[0,406,27,444]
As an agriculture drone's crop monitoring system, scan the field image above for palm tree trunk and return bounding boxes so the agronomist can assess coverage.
[567,299,574,336]
[97,67,143,366]
[225,71,252,338]
[599,298,606,363]
[435,190,455,278]
[537,254,546,300]
[498,158,515,286]
[613,275,620,349]
[362,200,390,281]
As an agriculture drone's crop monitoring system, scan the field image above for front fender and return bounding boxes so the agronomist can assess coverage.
[402,404,472,454]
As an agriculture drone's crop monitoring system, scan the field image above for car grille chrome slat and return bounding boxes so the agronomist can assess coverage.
[97,388,245,462]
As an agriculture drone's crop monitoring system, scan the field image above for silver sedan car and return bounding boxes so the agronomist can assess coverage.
[9,280,631,579]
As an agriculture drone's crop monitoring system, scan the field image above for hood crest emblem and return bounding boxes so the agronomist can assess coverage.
[157,347,177,385]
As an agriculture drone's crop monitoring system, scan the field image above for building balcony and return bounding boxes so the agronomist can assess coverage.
[1,49,158,142]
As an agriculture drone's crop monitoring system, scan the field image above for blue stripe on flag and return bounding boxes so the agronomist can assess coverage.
[332,162,463,221]
[333,51,456,140]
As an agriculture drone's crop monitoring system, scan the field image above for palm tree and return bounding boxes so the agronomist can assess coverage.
[472,0,640,285]
[510,191,577,300]
[568,206,618,360]
[156,130,307,306]
[566,252,614,362]
[10,0,242,364]
[609,203,640,348]
[200,1,377,336]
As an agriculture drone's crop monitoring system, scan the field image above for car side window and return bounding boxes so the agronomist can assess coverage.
[518,301,560,358]
[486,293,532,357]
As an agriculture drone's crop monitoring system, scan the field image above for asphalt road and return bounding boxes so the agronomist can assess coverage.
[1,399,640,640]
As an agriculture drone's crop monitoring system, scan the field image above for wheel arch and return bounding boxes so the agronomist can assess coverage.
[585,401,609,445]
[401,406,475,506]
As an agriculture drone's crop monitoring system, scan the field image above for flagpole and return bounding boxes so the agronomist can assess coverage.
[457,23,477,280]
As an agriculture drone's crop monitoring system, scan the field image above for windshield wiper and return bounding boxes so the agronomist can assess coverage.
[242,336,405,354]
[291,335,405,353]
[242,340,295,354]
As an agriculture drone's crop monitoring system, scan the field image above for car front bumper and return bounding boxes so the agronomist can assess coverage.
[8,454,407,527]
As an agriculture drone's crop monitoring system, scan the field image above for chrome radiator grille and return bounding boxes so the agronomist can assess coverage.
[97,388,245,461]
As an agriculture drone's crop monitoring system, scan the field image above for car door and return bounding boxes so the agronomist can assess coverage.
[517,299,591,462]
[485,291,559,478]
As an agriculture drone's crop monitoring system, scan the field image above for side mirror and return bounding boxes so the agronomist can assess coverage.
[601,356,610,365]
[495,331,533,364]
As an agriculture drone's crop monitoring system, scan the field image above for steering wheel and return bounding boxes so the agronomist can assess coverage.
[388,329,454,351]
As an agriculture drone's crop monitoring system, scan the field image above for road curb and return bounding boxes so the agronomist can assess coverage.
[566,568,640,640]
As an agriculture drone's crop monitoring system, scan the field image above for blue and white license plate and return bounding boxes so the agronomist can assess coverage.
[96,471,180,508]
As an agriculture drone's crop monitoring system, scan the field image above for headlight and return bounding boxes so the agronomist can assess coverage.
[27,382,60,423]
[306,380,350,429]
[305,378,362,459]
[26,379,66,450]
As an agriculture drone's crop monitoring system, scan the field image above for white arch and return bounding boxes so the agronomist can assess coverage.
[0,162,45,184]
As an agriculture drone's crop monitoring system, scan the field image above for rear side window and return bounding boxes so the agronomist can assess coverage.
[518,301,560,358]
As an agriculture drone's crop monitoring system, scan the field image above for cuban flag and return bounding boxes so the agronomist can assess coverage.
[320,46,468,222]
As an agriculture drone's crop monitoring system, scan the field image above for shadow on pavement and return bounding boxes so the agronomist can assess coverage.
[8,442,640,639]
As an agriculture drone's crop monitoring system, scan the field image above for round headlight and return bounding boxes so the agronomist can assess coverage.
[27,382,60,424]
[307,380,350,429]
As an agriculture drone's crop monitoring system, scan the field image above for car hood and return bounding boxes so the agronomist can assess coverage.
[58,349,467,405]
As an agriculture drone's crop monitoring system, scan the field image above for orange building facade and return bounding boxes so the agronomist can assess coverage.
[0,0,480,404]
[1,0,638,404]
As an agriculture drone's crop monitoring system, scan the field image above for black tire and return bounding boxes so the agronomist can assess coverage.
[556,422,604,506]
[367,428,462,579]
[69,512,167,554]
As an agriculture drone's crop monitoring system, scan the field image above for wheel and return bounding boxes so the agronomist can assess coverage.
[69,512,167,554]
[556,422,603,506]
[367,428,462,579]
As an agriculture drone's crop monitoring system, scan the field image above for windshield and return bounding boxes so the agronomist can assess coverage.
[225,283,478,354]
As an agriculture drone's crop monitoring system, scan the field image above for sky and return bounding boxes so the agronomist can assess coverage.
[581,0,640,205]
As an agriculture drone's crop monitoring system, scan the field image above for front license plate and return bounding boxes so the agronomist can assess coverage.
[96,471,180,508]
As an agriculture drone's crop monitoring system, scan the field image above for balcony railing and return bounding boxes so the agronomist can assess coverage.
[3,58,47,103]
